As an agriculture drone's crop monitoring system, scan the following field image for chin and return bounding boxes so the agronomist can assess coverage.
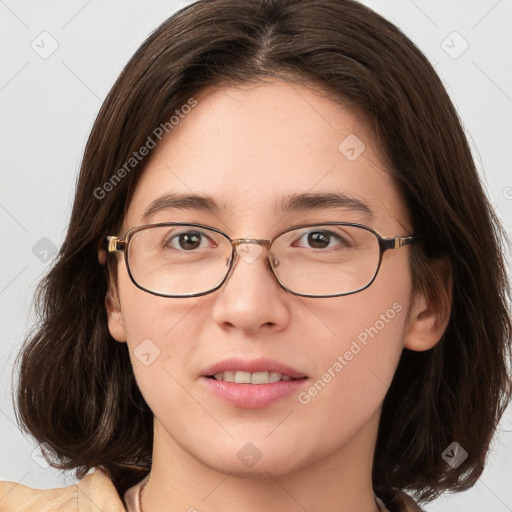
[206,457,304,479]
[194,439,309,479]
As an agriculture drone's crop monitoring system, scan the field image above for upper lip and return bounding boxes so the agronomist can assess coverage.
[202,357,307,379]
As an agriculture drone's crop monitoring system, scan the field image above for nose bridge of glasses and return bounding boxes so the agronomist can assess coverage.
[230,238,280,267]
[231,238,272,248]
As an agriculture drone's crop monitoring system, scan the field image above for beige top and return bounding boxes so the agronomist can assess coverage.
[0,467,422,511]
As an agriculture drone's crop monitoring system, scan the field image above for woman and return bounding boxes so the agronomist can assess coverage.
[0,0,510,511]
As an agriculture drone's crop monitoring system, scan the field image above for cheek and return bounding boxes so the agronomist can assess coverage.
[116,258,204,341]
[301,254,412,414]
[310,295,407,389]
[119,296,207,422]
[294,296,407,451]
[115,262,207,396]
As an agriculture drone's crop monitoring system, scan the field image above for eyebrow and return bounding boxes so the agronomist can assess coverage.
[278,191,374,219]
[142,193,222,224]
[141,191,374,224]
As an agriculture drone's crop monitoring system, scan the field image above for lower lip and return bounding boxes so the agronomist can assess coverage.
[201,377,307,409]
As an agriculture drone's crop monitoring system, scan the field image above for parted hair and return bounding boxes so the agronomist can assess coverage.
[14,0,511,502]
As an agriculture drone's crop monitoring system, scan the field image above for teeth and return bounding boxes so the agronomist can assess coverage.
[251,371,269,384]
[235,371,251,384]
[269,371,281,383]
[212,370,295,384]
[223,370,235,382]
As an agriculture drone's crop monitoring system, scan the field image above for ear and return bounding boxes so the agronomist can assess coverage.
[98,248,107,265]
[105,288,127,343]
[98,240,126,342]
[403,265,452,352]
[98,236,107,265]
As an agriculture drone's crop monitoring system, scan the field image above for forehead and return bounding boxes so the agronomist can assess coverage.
[123,80,410,235]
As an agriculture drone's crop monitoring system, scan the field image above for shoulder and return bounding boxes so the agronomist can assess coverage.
[0,478,76,512]
[0,467,126,512]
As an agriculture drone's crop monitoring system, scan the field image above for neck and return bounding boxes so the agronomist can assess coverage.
[141,410,382,512]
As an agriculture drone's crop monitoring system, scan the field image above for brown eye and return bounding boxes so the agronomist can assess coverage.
[307,232,330,249]
[177,232,202,250]
[162,230,211,251]
[294,230,349,250]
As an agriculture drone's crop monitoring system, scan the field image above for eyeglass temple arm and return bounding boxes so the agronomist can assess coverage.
[104,236,126,253]
[381,234,422,251]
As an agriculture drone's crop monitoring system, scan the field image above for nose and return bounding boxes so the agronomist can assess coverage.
[211,240,290,334]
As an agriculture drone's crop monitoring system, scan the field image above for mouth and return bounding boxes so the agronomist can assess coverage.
[207,370,307,384]
[202,356,308,382]
[201,357,308,408]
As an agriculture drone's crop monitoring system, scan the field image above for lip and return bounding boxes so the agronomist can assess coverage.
[201,357,307,379]
[202,377,307,409]
[201,356,308,409]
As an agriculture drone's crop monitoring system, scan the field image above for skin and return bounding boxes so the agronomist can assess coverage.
[103,80,450,512]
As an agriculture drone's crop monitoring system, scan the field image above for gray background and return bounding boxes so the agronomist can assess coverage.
[1,1,511,510]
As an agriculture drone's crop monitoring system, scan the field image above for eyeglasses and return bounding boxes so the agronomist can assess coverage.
[106,222,420,298]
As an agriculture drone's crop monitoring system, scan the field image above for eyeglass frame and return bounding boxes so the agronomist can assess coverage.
[105,221,421,299]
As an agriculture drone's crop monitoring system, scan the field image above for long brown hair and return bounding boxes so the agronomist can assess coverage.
[14,0,511,502]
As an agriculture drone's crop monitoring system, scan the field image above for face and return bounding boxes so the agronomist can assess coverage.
[106,80,420,479]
